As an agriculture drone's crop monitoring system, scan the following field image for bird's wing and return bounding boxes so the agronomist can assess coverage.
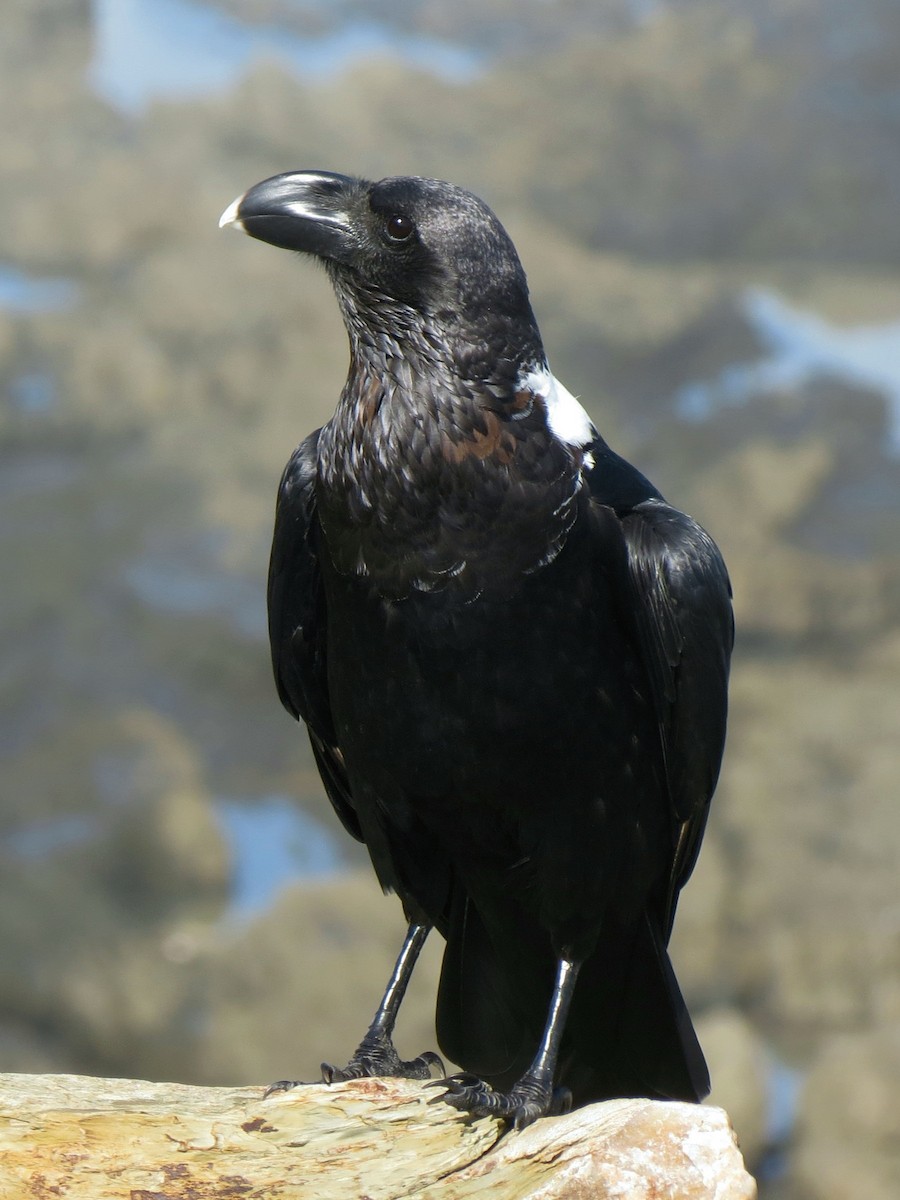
[267,430,362,842]
[587,442,734,935]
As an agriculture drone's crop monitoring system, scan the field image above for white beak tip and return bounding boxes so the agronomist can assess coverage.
[218,195,244,230]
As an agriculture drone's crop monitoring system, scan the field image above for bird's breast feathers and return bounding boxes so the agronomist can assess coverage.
[315,364,597,598]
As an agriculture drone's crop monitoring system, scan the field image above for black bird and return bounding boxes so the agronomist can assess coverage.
[220,171,733,1127]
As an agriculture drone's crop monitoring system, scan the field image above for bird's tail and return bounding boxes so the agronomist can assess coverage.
[435,889,539,1084]
[436,893,708,1104]
[561,911,709,1105]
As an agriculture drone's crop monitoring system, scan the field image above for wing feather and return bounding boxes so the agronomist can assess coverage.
[267,430,362,843]
[587,444,733,934]
[622,502,733,911]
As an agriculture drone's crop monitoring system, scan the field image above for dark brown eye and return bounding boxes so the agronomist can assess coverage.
[385,213,415,242]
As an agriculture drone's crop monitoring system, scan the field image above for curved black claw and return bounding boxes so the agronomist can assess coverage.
[263,1078,304,1098]
[433,1071,557,1130]
[321,1032,445,1084]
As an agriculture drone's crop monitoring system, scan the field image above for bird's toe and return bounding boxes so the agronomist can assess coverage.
[321,1059,364,1084]
[262,1078,303,1098]
[322,1035,444,1084]
[433,1071,556,1127]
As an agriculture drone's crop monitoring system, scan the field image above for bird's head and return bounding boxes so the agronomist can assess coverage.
[219,170,544,383]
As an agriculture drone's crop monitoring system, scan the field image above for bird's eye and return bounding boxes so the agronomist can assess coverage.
[384,213,415,242]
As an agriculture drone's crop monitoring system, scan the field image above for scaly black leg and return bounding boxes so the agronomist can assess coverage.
[435,956,580,1129]
[265,921,443,1096]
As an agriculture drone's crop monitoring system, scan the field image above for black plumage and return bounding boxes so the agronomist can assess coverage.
[220,171,734,1126]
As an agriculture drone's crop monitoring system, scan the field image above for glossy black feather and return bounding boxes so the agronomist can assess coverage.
[267,431,362,843]
[584,438,734,933]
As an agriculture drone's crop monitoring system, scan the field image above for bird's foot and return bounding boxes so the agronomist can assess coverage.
[262,1035,443,1098]
[432,1072,572,1130]
[321,1029,445,1084]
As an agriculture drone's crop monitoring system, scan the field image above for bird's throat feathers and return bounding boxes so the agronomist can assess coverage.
[316,337,595,598]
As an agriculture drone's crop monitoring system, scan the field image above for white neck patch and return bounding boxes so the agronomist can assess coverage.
[519,366,596,455]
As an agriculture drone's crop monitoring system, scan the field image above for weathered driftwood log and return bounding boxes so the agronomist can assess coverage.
[0,1072,756,1199]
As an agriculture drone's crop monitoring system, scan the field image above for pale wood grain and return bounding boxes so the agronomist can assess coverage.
[0,1072,756,1199]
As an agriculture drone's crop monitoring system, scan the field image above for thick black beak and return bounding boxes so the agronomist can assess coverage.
[219,170,357,261]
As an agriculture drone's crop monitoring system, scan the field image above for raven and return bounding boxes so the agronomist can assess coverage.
[220,171,733,1127]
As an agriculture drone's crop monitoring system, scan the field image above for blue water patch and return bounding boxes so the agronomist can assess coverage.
[758,1053,804,1182]
[90,0,483,114]
[5,814,101,858]
[215,794,344,918]
[8,372,59,415]
[123,554,267,639]
[675,287,900,453]
[0,266,79,314]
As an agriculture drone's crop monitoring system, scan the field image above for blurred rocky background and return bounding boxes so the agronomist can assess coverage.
[2,0,900,1195]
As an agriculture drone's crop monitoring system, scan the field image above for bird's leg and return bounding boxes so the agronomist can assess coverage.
[436,956,580,1129]
[320,920,444,1083]
[265,921,442,1096]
